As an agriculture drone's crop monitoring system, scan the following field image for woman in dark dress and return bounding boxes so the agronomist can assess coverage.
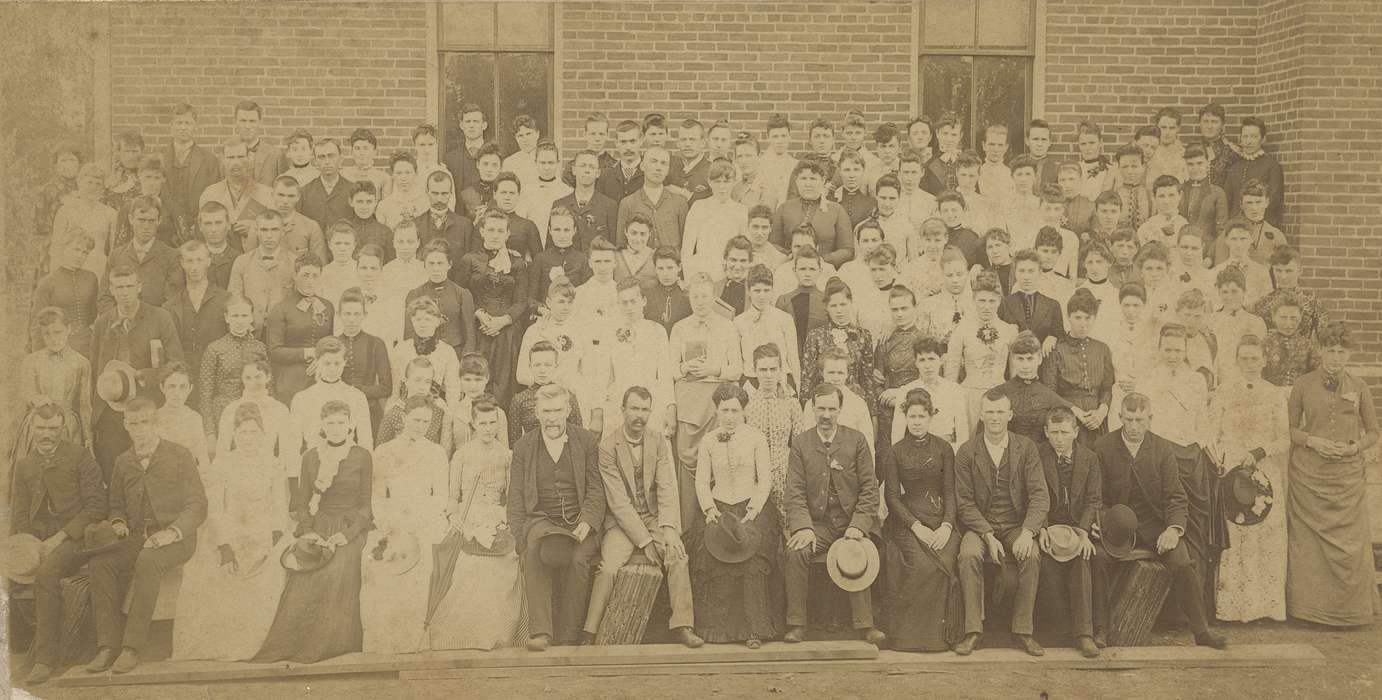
[879,387,961,652]
[266,252,335,404]
[1039,288,1115,445]
[456,209,528,408]
[254,399,373,663]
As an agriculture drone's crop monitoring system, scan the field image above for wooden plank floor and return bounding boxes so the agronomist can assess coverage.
[52,640,877,687]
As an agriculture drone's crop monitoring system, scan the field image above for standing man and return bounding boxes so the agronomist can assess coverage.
[85,397,206,675]
[783,383,887,648]
[163,102,221,226]
[200,137,274,251]
[596,120,645,204]
[413,170,475,276]
[1196,102,1240,189]
[1025,120,1060,190]
[554,150,618,250]
[668,119,710,203]
[1035,407,1103,657]
[758,114,799,206]
[1224,116,1285,227]
[953,387,1049,657]
[99,196,184,313]
[162,239,229,381]
[517,141,573,248]
[507,384,607,650]
[227,210,296,331]
[443,102,495,193]
[252,176,326,262]
[11,407,107,685]
[582,386,702,647]
[298,138,354,231]
[232,100,286,186]
[615,146,688,250]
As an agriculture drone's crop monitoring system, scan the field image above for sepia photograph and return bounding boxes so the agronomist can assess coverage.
[0,1,1378,697]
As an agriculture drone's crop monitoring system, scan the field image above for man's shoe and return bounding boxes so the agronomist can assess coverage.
[1194,631,1228,650]
[675,627,704,648]
[1076,635,1101,658]
[111,648,140,674]
[1092,630,1108,649]
[861,628,888,649]
[578,631,597,646]
[526,634,551,652]
[782,626,806,643]
[1015,634,1045,657]
[26,663,54,685]
[952,632,979,656]
[85,647,116,673]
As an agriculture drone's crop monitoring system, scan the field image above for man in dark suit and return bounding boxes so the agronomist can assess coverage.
[555,149,619,250]
[953,386,1050,656]
[999,249,1064,356]
[11,407,107,684]
[1092,393,1228,649]
[162,239,229,382]
[163,102,222,225]
[412,170,475,280]
[297,139,354,231]
[582,386,701,647]
[442,102,496,194]
[99,196,186,314]
[507,383,607,651]
[783,383,887,648]
[86,397,207,675]
[1035,407,1103,657]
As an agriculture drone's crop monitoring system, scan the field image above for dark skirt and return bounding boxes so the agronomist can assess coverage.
[252,509,366,663]
[881,521,962,651]
[686,499,785,643]
[477,323,521,408]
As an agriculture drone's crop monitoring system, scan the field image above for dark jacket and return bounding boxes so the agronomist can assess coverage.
[98,240,185,314]
[298,175,355,231]
[162,284,230,374]
[1093,429,1188,535]
[998,290,1065,344]
[10,443,106,540]
[506,426,606,552]
[1037,441,1103,532]
[785,425,879,535]
[162,142,222,223]
[413,209,477,280]
[109,439,207,539]
[444,140,497,194]
[553,189,618,250]
[770,197,855,268]
[954,432,1050,535]
[90,302,186,422]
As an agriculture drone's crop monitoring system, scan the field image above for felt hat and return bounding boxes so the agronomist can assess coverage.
[1221,465,1274,527]
[461,526,516,557]
[538,529,580,568]
[365,528,421,577]
[281,537,335,573]
[1100,505,1138,561]
[0,534,44,584]
[96,360,139,412]
[826,537,880,593]
[223,538,274,580]
[704,511,761,564]
[77,521,125,558]
[1044,524,1083,563]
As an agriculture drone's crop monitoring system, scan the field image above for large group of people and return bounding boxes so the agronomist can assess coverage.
[6,96,1377,686]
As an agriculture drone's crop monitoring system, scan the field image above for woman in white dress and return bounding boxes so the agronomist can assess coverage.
[173,403,289,660]
[428,397,526,650]
[376,152,431,230]
[362,395,451,654]
[1207,334,1290,622]
[155,362,210,468]
[50,163,114,275]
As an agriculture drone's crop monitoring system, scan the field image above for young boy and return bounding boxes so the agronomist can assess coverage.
[998,249,1063,356]
[644,246,692,333]
[1077,241,1120,343]
[955,152,1000,237]
[926,113,964,192]
[342,181,392,259]
[343,128,389,194]
[978,123,1015,207]
[1250,246,1328,338]
[983,227,1015,297]
[832,149,876,227]
[918,247,976,344]
[1025,119,1060,189]
[775,244,832,354]
[459,143,503,217]
[1138,175,1190,249]
[1057,162,1094,235]
[517,279,587,389]
[289,335,374,450]
[889,335,970,449]
[1085,190,1123,247]
[1107,229,1140,289]
[1075,120,1115,201]
[1111,144,1152,231]
[1171,227,1217,301]
[758,113,799,205]
[772,225,838,299]
[1208,266,1267,384]
[1037,185,1080,279]
[1034,227,1076,303]
[554,149,619,250]
[561,112,618,188]
[529,206,593,308]
[165,239,229,378]
[319,222,360,308]
[508,340,586,444]
[897,149,939,230]
[336,286,392,433]
[281,129,320,188]
[1004,155,1043,250]
[1211,223,1273,306]
[944,269,1017,422]
[731,134,777,211]
[114,155,188,249]
[998,330,1078,445]
[864,122,902,197]
[1218,180,1285,265]
[936,190,986,269]
[1179,144,1229,255]
[572,236,620,329]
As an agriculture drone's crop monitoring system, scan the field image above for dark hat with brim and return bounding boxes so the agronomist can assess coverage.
[1222,465,1274,527]
[704,511,761,564]
[281,537,335,573]
[1100,505,1139,561]
[77,521,125,558]
[538,528,580,568]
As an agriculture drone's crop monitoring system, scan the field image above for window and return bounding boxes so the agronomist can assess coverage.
[438,2,554,155]
[918,0,1036,154]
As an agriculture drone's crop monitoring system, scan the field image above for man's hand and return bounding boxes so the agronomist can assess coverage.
[984,532,1005,563]
[879,387,902,408]
[642,541,664,567]
[1038,527,1051,553]
[572,521,592,542]
[663,416,678,439]
[112,521,130,539]
[1156,527,1180,555]
[143,529,178,549]
[1012,529,1035,561]
[662,528,687,562]
[844,526,865,541]
[704,506,722,524]
[1041,335,1058,359]
[787,528,818,552]
[1090,519,1102,541]
[1077,531,1096,560]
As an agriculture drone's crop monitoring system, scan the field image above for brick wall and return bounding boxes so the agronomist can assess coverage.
[555,0,915,154]
[108,1,430,161]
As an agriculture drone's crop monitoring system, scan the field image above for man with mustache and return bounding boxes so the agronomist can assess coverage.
[199,137,274,251]
[10,406,107,685]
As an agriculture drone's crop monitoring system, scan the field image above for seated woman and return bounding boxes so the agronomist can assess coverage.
[879,388,960,652]
[427,396,526,650]
[363,396,450,654]
[173,403,288,660]
[687,382,783,648]
[393,295,463,403]
[376,356,452,451]
[254,400,373,664]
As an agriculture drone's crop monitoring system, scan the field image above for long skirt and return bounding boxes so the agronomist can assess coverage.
[1176,447,1227,615]
[426,550,527,650]
[881,522,962,651]
[1216,453,1288,622]
[477,323,521,408]
[1286,449,1380,626]
[686,499,785,643]
[361,528,434,655]
[253,510,366,663]
[172,536,290,660]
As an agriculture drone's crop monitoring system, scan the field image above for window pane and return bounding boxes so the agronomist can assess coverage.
[976,0,1032,49]
[974,56,1030,156]
[442,53,496,149]
[923,0,977,48]
[495,53,552,155]
[497,2,552,49]
[440,1,496,50]
[920,55,973,149]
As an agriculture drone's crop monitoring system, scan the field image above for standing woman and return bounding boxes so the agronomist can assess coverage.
[879,388,960,652]
[266,252,335,404]
[376,151,430,230]
[1285,321,1378,626]
[801,278,877,412]
[456,209,529,408]
[255,400,374,663]
[173,403,288,660]
[741,343,805,528]
[687,382,782,648]
[1039,289,1115,445]
[49,163,115,275]
[376,356,452,450]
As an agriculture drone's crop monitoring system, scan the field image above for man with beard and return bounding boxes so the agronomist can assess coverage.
[199,137,274,251]
[413,170,475,279]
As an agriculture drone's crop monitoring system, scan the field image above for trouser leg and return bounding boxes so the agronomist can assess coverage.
[557,534,600,641]
[583,528,635,635]
[88,538,142,650]
[1000,528,1040,636]
[121,537,195,652]
[958,530,987,635]
[1164,541,1210,635]
[30,540,85,666]
[522,529,554,638]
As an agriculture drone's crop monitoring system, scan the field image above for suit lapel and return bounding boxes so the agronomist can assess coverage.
[642,438,658,504]
[615,439,638,499]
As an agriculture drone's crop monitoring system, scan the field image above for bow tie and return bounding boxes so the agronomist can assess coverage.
[1057,454,1073,466]
[296,296,327,315]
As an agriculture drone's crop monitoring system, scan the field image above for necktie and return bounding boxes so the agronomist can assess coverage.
[1023,294,1035,325]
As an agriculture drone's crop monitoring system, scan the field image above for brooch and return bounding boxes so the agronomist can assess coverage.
[829,458,844,471]
[716,430,733,443]
[616,327,632,344]
[977,325,999,346]
[556,334,574,352]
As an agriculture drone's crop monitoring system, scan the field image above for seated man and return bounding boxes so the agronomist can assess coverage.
[1034,407,1103,657]
[507,384,606,650]
[1092,393,1228,649]
[86,397,207,674]
[783,384,887,648]
[582,386,703,647]
[953,387,1049,657]
[11,407,107,685]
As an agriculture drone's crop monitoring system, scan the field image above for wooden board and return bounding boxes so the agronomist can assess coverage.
[53,640,878,687]
[400,643,1326,680]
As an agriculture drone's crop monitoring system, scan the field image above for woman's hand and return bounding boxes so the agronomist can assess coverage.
[930,523,952,551]
[326,532,348,548]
